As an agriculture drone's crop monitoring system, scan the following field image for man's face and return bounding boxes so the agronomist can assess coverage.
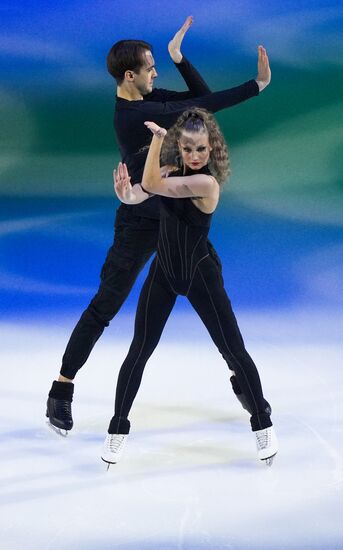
[133,50,158,95]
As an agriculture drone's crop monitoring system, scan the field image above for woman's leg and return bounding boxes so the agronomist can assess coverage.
[109,260,177,434]
[187,258,272,432]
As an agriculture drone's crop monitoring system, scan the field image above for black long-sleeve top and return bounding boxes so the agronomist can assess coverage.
[113,56,259,218]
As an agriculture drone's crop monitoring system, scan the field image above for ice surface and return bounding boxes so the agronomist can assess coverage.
[0,310,342,549]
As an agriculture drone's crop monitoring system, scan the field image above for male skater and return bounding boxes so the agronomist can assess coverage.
[46,16,271,435]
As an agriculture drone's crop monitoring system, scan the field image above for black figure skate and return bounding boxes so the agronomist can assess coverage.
[46,381,74,437]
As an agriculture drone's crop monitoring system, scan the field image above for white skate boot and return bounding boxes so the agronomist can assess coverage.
[101,434,128,467]
[255,426,278,466]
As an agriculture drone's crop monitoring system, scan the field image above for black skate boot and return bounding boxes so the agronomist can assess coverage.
[230,375,272,415]
[46,381,74,436]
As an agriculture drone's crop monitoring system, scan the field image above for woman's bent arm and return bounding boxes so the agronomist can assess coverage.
[114,163,150,205]
[142,121,218,199]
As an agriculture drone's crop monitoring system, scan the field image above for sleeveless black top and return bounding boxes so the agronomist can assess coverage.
[157,166,214,295]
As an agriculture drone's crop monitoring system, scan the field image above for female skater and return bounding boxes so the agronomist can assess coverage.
[102,108,278,466]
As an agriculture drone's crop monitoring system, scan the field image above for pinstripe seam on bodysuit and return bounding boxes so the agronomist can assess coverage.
[189,235,203,278]
[116,259,159,432]
[176,220,184,280]
[156,245,170,282]
[184,226,188,280]
[196,263,263,430]
[186,254,209,296]
[161,218,176,279]
[156,256,178,295]
[159,222,173,279]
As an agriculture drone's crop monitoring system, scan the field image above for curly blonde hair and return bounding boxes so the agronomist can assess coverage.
[161,107,230,186]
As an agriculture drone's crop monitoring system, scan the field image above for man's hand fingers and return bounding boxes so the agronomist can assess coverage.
[168,15,193,63]
[258,45,268,60]
[114,169,120,185]
[256,44,271,91]
[180,15,193,34]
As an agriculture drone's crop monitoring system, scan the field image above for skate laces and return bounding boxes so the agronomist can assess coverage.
[255,428,271,449]
[107,434,125,452]
[56,400,72,420]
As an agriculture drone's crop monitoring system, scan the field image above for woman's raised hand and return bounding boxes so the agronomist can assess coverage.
[144,121,167,138]
[113,162,134,202]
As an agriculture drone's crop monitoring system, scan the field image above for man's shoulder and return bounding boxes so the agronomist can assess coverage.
[143,88,170,102]
[115,91,169,118]
[115,98,142,113]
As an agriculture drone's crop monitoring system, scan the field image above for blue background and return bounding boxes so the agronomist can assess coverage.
[1,0,342,320]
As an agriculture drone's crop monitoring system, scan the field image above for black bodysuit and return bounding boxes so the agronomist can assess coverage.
[158,178,212,296]
[110,169,272,435]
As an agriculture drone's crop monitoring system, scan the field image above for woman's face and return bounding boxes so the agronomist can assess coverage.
[178,130,212,170]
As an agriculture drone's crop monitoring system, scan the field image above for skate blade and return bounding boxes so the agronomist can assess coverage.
[46,420,68,437]
[261,453,277,467]
[101,457,116,470]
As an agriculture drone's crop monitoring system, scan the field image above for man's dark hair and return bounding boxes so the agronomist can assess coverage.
[107,40,153,84]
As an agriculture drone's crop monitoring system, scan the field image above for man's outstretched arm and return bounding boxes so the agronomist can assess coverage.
[171,44,270,98]
[146,16,211,103]
[133,46,271,129]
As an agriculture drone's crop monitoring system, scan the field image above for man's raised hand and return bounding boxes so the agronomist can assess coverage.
[168,16,193,64]
[256,45,271,92]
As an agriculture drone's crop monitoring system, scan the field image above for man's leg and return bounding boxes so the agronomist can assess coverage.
[60,213,159,379]
[46,212,159,433]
